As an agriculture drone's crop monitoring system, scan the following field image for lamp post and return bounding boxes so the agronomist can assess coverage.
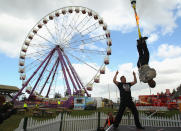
[131,0,142,39]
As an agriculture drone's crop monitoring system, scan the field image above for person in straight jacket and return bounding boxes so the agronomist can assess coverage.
[137,37,156,88]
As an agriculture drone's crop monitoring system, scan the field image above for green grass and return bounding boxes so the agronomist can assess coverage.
[154,110,180,117]
[0,114,24,131]
[71,107,116,116]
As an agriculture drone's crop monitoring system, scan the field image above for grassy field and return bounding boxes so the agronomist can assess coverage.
[0,108,180,131]
[0,114,24,131]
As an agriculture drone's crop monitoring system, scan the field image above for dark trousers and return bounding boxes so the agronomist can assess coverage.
[113,100,142,128]
[137,37,149,68]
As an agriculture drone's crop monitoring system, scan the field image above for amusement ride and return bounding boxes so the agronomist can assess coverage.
[12,6,112,107]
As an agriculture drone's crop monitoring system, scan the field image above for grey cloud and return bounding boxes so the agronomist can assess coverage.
[0,0,52,19]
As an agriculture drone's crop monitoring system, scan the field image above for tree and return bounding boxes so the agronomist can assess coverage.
[160,91,164,97]
[102,98,109,104]
[176,84,181,94]
[172,89,176,95]
[54,93,61,98]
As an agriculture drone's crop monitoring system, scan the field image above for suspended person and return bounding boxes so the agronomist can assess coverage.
[110,71,144,130]
[137,37,156,88]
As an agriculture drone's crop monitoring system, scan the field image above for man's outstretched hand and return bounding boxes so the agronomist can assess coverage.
[133,71,136,76]
[113,70,119,85]
[116,70,119,75]
[131,71,137,86]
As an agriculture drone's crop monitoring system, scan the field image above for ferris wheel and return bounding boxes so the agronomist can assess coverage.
[13,6,112,101]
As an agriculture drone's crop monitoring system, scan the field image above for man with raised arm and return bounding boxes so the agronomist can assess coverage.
[112,71,144,130]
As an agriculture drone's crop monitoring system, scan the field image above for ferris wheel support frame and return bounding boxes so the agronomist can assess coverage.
[64,53,90,97]
[64,54,83,90]
[58,48,79,93]
[39,58,59,95]
[57,47,72,95]
[45,56,59,98]
[28,49,56,100]
[13,45,91,101]
[12,48,56,101]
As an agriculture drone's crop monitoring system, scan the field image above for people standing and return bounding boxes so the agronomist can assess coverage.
[112,71,144,130]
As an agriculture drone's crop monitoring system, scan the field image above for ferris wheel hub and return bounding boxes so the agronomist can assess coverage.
[56,45,64,52]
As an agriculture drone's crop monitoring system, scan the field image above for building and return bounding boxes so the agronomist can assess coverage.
[0,84,19,103]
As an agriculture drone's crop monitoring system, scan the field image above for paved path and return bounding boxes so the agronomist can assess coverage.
[106,125,181,131]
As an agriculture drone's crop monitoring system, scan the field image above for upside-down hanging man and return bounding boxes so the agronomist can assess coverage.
[131,0,156,87]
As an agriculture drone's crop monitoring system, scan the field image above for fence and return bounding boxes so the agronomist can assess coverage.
[136,106,168,111]
[15,112,181,131]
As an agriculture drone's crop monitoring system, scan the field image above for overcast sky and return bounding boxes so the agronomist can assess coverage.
[0,0,181,102]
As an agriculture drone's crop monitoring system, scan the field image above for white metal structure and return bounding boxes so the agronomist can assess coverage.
[17,6,112,98]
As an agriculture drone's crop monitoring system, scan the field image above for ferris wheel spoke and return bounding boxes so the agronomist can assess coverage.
[65,49,103,67]
[26,48,52,56]
[25,51,56,72]
[29,43,52,49]
[45,24,58,44]
[76,15,93,31]
[70,23,100,43]
[73,51,96,65]
[61,24,80,46]
[26,52,55,75]
[61,13,78,42]
[65,16,91,42]
[64,20,99,44]
[59,14,69,43]
[69,34,106,48]
[53,17,62,43]
[58,17,66,43]
[79,22,100,35]
[28,44,53,52]
[65,47,106,55]
[62,14,91,44]
[74,15,90,31]
[66,52,98,71]
[36,54,58,73]
[29,40,55,48]
[25,57,45,71]
[61,24,69,42]
[25,54,47,68]
[26,53,49,62]
[36,33,57,46]
[26,51,51,60]
[61,15,82,45]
